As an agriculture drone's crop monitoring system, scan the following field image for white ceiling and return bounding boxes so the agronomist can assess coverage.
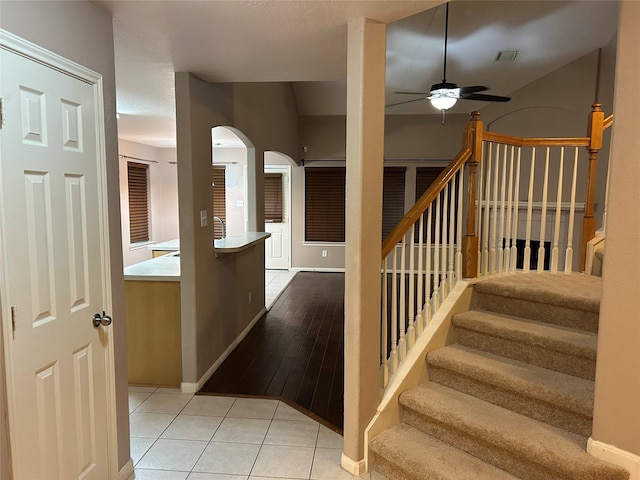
[95,0,619,148]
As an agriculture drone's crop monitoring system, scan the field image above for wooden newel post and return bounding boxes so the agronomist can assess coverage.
[579,103,604,272]
[462,111,483,278]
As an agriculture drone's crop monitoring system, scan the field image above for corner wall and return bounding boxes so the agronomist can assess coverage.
[0,0,129,471]
[592,0,640,459]
[175,73,299,383]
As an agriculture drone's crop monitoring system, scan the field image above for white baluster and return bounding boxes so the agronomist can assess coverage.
[551,147,565,273]
[381,256,389,388]
[407,225,416,349]
[498,144,508,273]
[390,248,398,374]
[399,234,407,361]
[511,148,522,272]
[433,195,441,310]
[416,214,424,335]
[504,146,515,273]
[477,143,486,276]
[482,143,492,275]
[456,170,464,281]
[565,148,579,272]
[441,184,449,300]
[538,147,550,272]
[490,144,500,274]
[448,177,456,290]
[425,205,433,323]
[524,147,536,272]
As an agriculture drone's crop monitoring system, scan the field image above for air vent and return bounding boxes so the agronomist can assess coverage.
[496,50,519,62]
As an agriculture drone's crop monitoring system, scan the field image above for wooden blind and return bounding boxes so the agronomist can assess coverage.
[382,167,406,240]
[212,167,226,239]
[128,162,150,243]
[305,167,345,242]
[415,166,446,201]
[264,173,283,223]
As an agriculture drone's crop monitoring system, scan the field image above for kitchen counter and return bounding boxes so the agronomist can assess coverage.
[124,252,180,281]
[214,232,271,254]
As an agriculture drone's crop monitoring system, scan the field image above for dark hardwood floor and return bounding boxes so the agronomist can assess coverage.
[198,272,345,432]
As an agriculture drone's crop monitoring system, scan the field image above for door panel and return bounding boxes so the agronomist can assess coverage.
[0,45,110,479]
[264,168,290,270]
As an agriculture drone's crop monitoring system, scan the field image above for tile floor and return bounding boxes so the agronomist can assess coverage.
[265,270,297,310]
[127,387,385,479]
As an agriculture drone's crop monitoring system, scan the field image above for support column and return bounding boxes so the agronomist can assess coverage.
[342,18,386,475]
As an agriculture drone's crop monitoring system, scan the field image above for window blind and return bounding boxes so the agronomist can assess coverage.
[128,162,150,244]
[415,166,455,242]
[304,167,345,242]
[264,173,283,223]
[212,167,226,239]
[382,167,406,240]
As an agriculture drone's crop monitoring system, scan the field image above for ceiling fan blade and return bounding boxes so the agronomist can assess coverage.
[458,85,489,95]
[386,98,426,108]
[393,91,429,95]
[461,93,511,102]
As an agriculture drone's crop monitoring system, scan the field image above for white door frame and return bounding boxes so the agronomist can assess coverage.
[0,29,118,476]
[264,164,292,270]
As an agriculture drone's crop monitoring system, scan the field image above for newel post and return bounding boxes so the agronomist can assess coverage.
[580,103,604,272]
[462,111,483,278]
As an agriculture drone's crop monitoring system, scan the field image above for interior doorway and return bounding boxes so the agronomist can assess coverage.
[264,164,291,270]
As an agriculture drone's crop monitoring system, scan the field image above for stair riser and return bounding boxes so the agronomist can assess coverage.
[453,328,596,381]
[403,409,607,480]
[473,293,599,333]
[372,456,416,480]
[428,365,593,437]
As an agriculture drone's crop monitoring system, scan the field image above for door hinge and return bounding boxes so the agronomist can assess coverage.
[10,305,16,338]
[0,98,3,129]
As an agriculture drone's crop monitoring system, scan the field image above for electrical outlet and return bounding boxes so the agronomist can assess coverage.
[322,250,328,258]
[248,291,252,304]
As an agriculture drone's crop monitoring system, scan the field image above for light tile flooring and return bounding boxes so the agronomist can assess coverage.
[265,270,297,310]
[127,387,384,479]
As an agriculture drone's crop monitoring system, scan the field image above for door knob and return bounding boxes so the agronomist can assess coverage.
[92,311,112,328]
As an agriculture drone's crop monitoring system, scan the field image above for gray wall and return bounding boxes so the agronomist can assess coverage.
[0,0,130,472]
[175,73,300,382]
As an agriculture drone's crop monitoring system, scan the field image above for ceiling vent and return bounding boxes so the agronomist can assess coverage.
[496,50,519,62]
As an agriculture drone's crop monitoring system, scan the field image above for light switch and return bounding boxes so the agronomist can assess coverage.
[200,210,208,227]
[236,200,244,207]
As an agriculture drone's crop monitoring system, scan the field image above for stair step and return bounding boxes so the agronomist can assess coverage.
[473,273,601,333]
[427,344,594,436]
[452,310,597,380]
[370,423,519,480]
[400,383,629,480]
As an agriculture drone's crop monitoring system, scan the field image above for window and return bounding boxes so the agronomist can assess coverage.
[382,167,406,240]
[305,167,345,242]
[127,162,150,244]
[212,167,226,240]
[264,173,283,223]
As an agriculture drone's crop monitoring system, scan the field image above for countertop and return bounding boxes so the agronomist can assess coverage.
[124,252,180,281]
[148,239,180,251]
[124,232,271,281]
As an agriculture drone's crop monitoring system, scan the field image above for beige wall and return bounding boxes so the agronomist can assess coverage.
[0,0,130,472]
[592,0,640,457]
[119,140,179,266]
[175,73,300,382]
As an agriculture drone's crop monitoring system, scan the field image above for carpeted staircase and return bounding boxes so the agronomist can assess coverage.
[370,273,630,480]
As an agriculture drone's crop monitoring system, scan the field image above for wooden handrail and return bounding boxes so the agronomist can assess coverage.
[482,131,590,148]
[381,147,472,259]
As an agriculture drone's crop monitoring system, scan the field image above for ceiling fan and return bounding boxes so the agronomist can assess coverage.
[388,2,511,113]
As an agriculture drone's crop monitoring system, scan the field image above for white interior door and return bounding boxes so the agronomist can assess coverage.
[0,38,113,479]
[265,166,290,270]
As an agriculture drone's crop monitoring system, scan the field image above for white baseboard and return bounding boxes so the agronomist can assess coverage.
[181,308,267,393]
[118,458,134,480]
[290,267,346,273]
[588,438,640,479]
[341,453,367,476]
